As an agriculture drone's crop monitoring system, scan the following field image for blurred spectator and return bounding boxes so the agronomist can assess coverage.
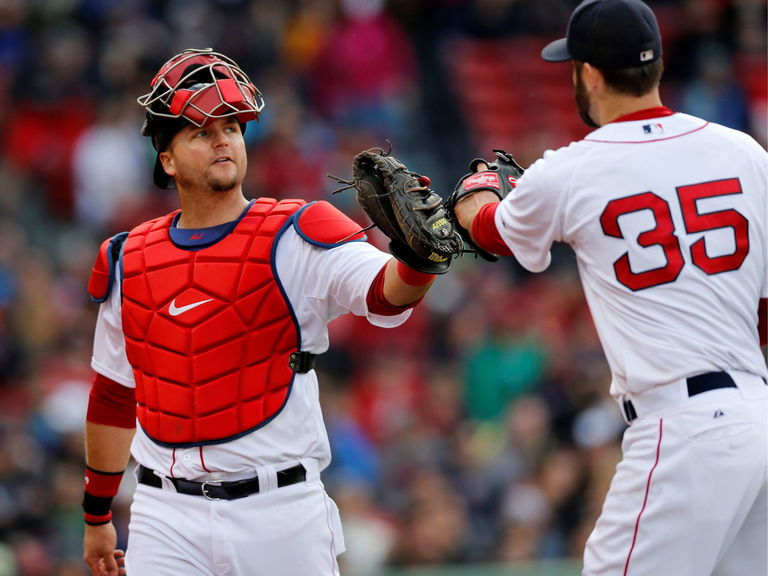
[334,479,397,575]
[459,270,551,423]
[498,482,552,562]
[349,353,429,447]
[280,0,335,76]
[72,94,152,235]
[323,373,382,491]
[463,333,548,423]
[675,40,750,130]
[0,219,24,388]
[245,69,334,201]
[4,24,93,220]
[308,0,418,143]
[0,0,28,133]
[459,0,573,38]
[389,467,470,565]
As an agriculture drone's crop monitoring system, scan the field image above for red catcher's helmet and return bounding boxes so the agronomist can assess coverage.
[137,48,264,188]
[137,48,264,128]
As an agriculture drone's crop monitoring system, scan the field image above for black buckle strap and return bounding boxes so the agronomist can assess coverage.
[137,463,306,500]
[289,351,316,373]
[623,372,739,423]
[622,398,638,422]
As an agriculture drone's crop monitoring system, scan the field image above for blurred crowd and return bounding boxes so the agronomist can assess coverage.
[0,0,764,574]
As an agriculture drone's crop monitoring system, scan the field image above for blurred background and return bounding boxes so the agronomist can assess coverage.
[0,0,764,574]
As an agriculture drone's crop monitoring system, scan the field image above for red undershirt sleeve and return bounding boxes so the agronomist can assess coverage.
[366,265,423,316]
[87,373,137,429]
[471,202,513,257]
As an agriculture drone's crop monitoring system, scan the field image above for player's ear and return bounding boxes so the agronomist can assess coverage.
[581,62,604,92]
[159,151,176,179]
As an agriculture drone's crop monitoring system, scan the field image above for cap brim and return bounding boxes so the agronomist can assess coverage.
[541,38,571,62]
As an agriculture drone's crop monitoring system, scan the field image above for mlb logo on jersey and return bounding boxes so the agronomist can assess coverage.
[643,123,664,135]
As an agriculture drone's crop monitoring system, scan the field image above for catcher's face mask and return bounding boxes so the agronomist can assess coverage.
[137,48,265,188]
[138,48,264,127]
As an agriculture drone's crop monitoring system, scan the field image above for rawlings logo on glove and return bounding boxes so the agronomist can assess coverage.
[446,149,525,262]
[330,147,463,274]
[462,172,503,191]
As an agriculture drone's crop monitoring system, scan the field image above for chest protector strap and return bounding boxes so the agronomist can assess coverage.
[88,232,129,303]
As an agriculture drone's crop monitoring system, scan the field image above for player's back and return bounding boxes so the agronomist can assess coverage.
[552,112,767,394]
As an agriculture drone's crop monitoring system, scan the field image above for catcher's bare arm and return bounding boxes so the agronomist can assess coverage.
[453,189,497,232]
[447,150,525,260]
[83,421,132,576]
[83,375,134,576]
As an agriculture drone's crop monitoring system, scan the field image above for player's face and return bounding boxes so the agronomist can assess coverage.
[163,117,248,193]
[573,63,599,128]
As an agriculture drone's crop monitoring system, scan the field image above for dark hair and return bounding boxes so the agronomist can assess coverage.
[598,58,664,96]
[143,115,190,151]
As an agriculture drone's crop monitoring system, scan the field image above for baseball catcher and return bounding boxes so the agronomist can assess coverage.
[331,147,463,274]
[84,48,454,576]
[447,149,525,261]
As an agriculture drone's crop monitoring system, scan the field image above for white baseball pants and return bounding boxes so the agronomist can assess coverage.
[584,371,767,576]
[125,465,345,575]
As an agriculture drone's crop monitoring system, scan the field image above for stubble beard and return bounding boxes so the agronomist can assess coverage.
[575,69,599,129]
[175,168,240,195]
[208,162,243,193]
[209,175,238,192]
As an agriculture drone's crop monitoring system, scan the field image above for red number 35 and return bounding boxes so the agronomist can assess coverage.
[599,178,749,291]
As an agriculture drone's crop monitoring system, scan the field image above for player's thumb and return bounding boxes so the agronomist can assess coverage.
[468,158,490,172]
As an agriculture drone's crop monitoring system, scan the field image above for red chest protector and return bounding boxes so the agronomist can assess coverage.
[120,198,305,446]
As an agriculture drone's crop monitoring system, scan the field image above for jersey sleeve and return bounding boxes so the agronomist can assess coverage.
[91,270,135,388]
[275,228,410,353]
[494,151,565,272]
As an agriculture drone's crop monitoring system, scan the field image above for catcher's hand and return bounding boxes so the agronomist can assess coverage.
[446,149,525,262]
[334,147,463,274]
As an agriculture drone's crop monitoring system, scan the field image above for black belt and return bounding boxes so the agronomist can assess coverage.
[137,463,306,500]
[622,371,738,423]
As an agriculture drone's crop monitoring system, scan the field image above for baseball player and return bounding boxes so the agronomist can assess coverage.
[449,1,767,574]
[81,48,450,576]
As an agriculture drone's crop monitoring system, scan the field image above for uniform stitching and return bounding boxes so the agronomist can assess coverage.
[585,122,709,144]
[170,447,177,478]
[322,492,338,575]
[624,419,663,575]
[199,446,211,473]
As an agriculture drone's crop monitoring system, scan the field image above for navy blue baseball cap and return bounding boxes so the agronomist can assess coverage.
[541,0,662,69]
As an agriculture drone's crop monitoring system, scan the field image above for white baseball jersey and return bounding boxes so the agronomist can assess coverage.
[91,225,409,482]
[495,110,768,397]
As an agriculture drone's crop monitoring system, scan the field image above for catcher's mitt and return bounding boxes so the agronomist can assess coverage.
[446,149,525,262]
[333,147,463,274]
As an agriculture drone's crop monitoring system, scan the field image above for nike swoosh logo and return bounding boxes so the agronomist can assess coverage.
[168,298,214,317]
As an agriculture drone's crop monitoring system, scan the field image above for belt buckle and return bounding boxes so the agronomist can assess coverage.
[201,480,223,501]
